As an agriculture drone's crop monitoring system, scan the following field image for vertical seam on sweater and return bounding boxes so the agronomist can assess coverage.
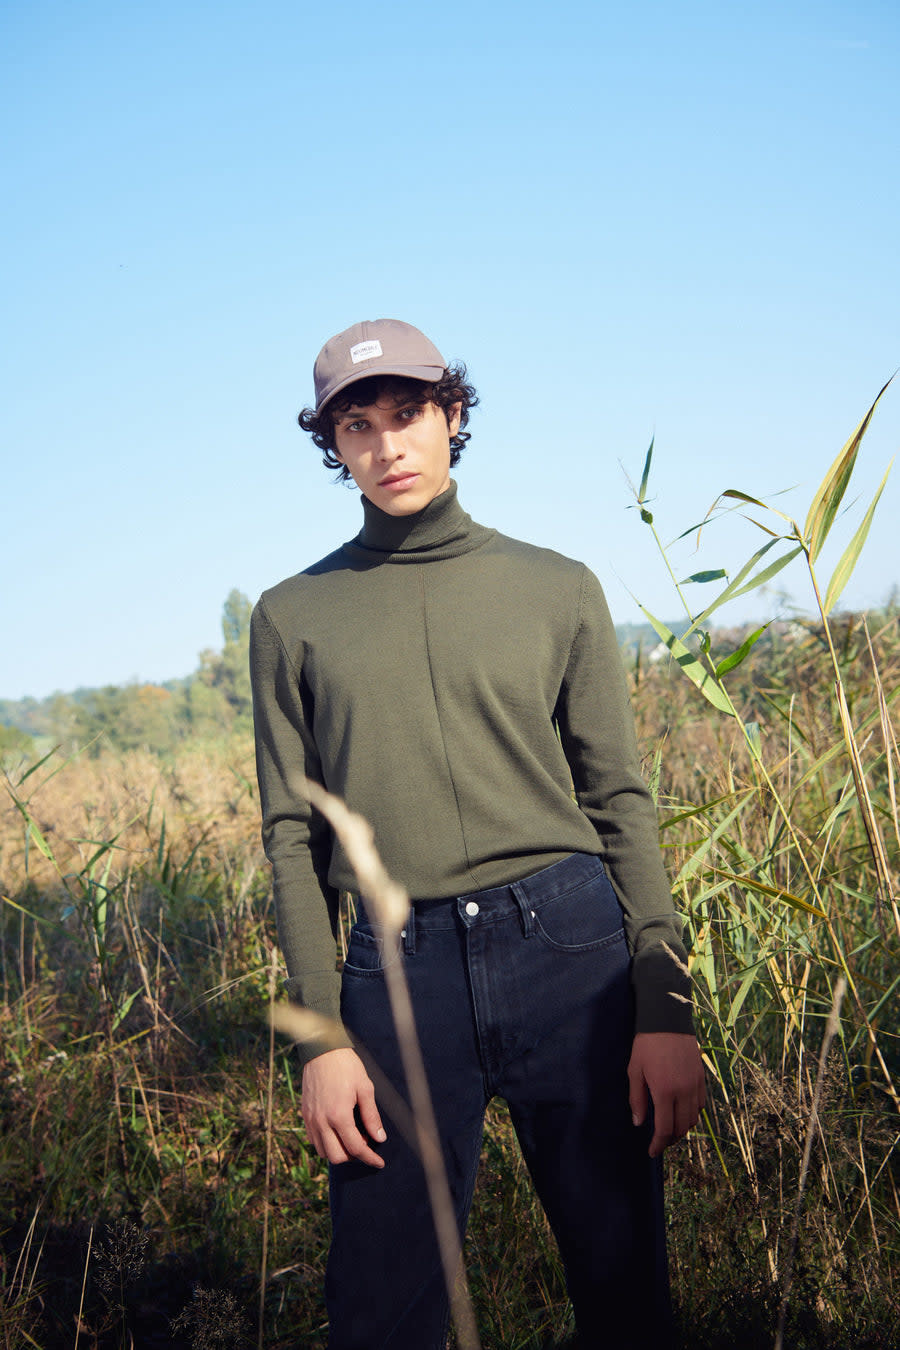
[560,564,590,689]
[559,565,611,852]
[418,565,479,883]
[556,563,590,782]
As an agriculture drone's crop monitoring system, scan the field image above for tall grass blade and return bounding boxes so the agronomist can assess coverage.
[823,459,894,613]
[638,606,735,714]
[803,376,893,563]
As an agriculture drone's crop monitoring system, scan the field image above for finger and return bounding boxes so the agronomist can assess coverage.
[301,1112,325,1160]
[333,1114,386,1169]
[629,1070,649,1126]
[357,1087,387,1146]
[317,1126,351,1166]
[673,1091,700,1143]
[648,1126,672,1158]
[648,1099,675,1158]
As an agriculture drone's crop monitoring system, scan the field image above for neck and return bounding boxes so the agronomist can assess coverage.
[344,480,494,563]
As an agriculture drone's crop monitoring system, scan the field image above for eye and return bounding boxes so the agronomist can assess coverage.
[398,406,421,421]
[346,419,368,433]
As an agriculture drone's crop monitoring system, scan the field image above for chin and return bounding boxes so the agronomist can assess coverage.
[381,497,428,516]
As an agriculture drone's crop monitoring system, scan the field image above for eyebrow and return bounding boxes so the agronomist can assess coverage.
[333,400,421,424]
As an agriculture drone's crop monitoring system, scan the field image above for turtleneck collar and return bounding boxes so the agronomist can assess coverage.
[341,480,495,564]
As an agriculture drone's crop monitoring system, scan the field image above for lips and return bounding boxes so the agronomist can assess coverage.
[378,472,420,489]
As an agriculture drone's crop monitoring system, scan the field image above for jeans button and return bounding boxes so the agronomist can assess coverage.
[465,901,479,916]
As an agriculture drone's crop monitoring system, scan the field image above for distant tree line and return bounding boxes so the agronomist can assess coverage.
[4,596,822,768]
[0,589,253,761]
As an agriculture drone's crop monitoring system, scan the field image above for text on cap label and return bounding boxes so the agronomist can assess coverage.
[350,340,383,364]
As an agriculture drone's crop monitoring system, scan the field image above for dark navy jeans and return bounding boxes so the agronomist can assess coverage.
[326,852,672,1349]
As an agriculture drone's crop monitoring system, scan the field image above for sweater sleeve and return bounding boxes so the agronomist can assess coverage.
[249,597,352,1062]
[555,567,694,1035]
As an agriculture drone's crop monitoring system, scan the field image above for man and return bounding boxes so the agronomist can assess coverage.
[250,318,705,1349]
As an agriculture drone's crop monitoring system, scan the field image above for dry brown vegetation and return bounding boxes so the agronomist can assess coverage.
[1,743,261,894]
[2,604,897,1349]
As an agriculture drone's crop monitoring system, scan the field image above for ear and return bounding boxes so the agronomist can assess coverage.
[447,403,462,438]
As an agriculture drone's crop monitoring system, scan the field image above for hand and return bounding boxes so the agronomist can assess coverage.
[627,1031,706,1158]
[301,1047,387,1168]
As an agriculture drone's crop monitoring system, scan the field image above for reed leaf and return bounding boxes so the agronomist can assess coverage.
[638,606,735,714]
[658,792,740,831]
[638,436,653,503]
[686,541,804,636]
[679,569,728,585]
[823,459,894,613]
[715,624,769,679]
[674,798,754,882]
[717,488,771,510]
[5,791,58,866]
[673,518,716,541]
[744,720,763,762]
[803,375,893,563]
[709,869,826,917]
[1,893,59,925]
[11,742,64,786]
[648,742,662,806]
[725,959,771,1029]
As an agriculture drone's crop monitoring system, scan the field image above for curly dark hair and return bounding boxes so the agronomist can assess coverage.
[298,364,479,481]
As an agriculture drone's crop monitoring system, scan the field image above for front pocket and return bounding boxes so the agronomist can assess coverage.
[531,869,626,953]
[342,924,402,977]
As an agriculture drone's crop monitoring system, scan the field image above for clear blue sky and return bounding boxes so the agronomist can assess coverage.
[3,0,898,700]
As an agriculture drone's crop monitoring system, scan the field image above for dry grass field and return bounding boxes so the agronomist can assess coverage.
[2,605,898,1348]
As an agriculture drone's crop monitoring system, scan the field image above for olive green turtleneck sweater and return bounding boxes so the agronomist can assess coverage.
[250,482,692,1056]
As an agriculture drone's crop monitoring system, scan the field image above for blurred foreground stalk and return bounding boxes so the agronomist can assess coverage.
[272,775,481,1350]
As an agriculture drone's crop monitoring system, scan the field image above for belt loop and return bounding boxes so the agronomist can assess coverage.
[510,881,535,937]
[402,905,416,955]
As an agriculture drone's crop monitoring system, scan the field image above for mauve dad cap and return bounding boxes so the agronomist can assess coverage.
[313,318,447,412]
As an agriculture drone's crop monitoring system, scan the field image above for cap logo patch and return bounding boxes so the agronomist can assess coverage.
[350,339,383,364]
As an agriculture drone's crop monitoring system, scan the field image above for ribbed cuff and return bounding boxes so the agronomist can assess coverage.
[632,945,695,1035]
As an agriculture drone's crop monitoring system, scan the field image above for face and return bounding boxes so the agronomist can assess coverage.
[332,393,461,516]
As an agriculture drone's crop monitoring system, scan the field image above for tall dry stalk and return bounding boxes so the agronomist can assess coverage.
[272,775,482,1350]
[773,977,846,1350]
[258,951,278,1350]
[74,1224,93,1350]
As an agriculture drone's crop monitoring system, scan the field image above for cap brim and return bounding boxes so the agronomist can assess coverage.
[316,363,445,412]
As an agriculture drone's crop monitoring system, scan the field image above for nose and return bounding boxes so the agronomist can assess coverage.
[375,429,404,461]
